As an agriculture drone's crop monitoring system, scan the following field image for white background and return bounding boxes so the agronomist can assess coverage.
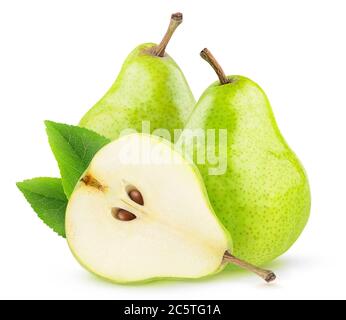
[1,0,345,300]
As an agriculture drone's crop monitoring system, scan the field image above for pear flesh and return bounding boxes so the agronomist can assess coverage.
[66,134,230,283]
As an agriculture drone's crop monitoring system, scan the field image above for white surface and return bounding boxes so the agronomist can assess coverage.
[0,0,345,300]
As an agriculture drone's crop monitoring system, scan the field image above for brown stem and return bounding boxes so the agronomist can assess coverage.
[223,251,276,283]
[150,13,183,57]
[200,48,230,85]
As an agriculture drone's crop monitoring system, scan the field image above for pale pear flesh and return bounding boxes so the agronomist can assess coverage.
[66,134,231,283]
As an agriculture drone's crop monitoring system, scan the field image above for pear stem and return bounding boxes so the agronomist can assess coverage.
[150,13,183,57]
[223,251,276,283]
[200,48,231,85]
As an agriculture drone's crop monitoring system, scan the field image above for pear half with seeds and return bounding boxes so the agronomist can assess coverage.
[66,134,275,283]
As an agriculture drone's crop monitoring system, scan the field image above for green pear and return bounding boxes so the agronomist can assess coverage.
[66,133,276,283]
[80,13,195,140]
[178,49,311,266]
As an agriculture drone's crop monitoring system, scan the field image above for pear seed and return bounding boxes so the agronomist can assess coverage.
[112,209,136,221]
[128,190,144,206]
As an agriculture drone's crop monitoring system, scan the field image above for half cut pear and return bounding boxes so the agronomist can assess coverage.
[66,134,275,283]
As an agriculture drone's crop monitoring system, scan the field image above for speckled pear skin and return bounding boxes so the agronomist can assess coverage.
[183,76,311,265]
[80,43,195,140]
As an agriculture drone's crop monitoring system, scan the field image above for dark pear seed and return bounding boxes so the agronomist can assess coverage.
[128,190,144,206]
[112,208,136,221]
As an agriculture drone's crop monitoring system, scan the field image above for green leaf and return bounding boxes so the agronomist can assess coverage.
[45,121,110,198]
[17,178,67,238]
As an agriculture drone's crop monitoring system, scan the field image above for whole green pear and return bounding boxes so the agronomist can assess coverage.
[179,49,311,266]
[80,13,195,140]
